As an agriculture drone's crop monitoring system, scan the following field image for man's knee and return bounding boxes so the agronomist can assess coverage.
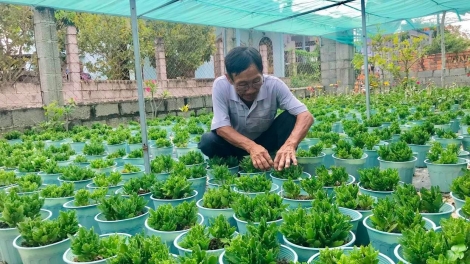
[198,132,216,153]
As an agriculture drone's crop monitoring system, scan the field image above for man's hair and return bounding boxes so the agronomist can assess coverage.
[225,47,263,80]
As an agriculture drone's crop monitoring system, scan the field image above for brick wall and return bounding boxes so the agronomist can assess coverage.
[411,51,470,72]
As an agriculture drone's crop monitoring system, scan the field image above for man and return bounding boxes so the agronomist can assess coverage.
[198,47,314,171]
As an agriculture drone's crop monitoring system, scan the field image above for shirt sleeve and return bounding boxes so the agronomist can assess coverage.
[210,79,232,131]
[276,79,308,115]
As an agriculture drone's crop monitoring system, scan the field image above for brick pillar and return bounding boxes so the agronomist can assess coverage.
[65,25,82,102]
[214,39,225,77]
[287,49,297,77]
[155,37,167,80]
[34,7,63,105]
[260,44,268,74]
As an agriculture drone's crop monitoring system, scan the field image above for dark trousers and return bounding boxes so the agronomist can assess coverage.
[198,111,296,159]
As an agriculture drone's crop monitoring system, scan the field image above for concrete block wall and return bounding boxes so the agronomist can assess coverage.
[320,37,355,94]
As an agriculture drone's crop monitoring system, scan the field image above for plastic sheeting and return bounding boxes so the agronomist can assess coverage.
[2,0,470,42]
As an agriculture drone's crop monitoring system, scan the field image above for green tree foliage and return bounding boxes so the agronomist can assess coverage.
[425,25,470,55]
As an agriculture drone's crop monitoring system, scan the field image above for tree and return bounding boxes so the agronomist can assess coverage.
[387,33,427,82]
[0,4,35,84]
[425,25,470,55]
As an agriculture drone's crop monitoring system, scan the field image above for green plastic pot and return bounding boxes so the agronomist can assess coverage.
[279,190,313,210]
[364,149,379,168]
[331,122,344,133]
[358,182,395,200]
[393,244,410,264]
[463,136,470,151]
[114,165,145,182]
[339,207,362,234]
[309,247,395,264]
[434,124,451,132]
[432,136,463,148]
[451,118,461,133]
[70,142,86,153]
[122,157,144,166]
[38,172,62,185]
[144,213,204,254]
[332,153,367,180]
[149,145,173,157]
[63,200,101,234]
[461,125,469,136]
[233,183,279,198]
[95,206,150,235]
[58,178,93,191]
[378,157,417,184]
[323,175,355,196]
[43,196,74,219]
[105,142,128,154]
[424,158,468,192]
[150,190,198,209]
[408,144,431,168]
[363,215,436,261]
[298,138,320,151]
[456,208,469,221]
[196,199,237,228]
[14,232,72,264]
[174,230,238,258]
[322,147,335,169]
[450,192,465,210]
[7,139,22,145]
[154,172,171,181]
[283,231,356,262]
[354,209,372,246]
[0,209,51,264]
[127,143,141,153]
[420,202,455,226]
[188,176,207,201]
[296,153,325,176]
[218,245,297,264]
[270,172,311,191]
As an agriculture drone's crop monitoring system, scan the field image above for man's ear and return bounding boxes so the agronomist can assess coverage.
[225,73,234,85]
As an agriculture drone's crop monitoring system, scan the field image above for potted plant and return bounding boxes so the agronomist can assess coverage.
[353,132,381,169]
[6,173,43,195]
[59,165,96,190]
[0,170,16,191]
[13,211,79,264]
[270,164,310,189]
[424,142,468,192]
[334,184,375,246]
[362,197,436,261]
[123,149,144,165]
[63,188,107,233]
[221,218,298,263]
[433,128,463,148]
[233,174,278,198]
[4,130,22,145]
[400,125,432,168]
[0,192,51,264]
[127,133,142,152]
[16,155,47,176]
[95,194,149,235]
[73,155,90,168]
[279,178,327,209]
[144,201,204,254]
[89,158,117,175]
[196,185,240,227]
[358,167,400,199]
[63,226,129,264]
[179,150,205,167]
[173,130,197,158]
[316,165,355,196]
[238,156,266,176]
[38,160,63,185]
[377,141,417,184]
[116,173,156,207]
[174,214,237,258]
[363,115,383,132]
[87,171,124,195]
[450,170,470,210]
[40,182,75,219]
[394,217,470,263]
[207,165,237,189]
[207,156,239,178]
[70,133,86,153]
[332,139,367,179]
[308,244,395,263]
[149,137,173,157]
[461,115,470,136]
[83,140,107,160]
[105,133,128,154]
[456,197,470,220]
[231,192,287,235]
[296,143,325,176]
[280,200,356,262]
[150,175,197,208]
[115,163,145,182]
[151,154,175,181]
[107,149,127,167]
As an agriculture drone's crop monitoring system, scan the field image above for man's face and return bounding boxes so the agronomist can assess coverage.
[227,64,263,103]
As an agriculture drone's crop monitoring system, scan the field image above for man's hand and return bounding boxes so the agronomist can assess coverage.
[248,144,273,171]
[274,141,297,171]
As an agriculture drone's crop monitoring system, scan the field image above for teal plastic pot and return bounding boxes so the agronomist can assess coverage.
[196,199,237,227]
[424,158,467,192]
[279,191,313,210]
[322,148,335,169]
[298,138,320,151]
[63,200,101,233]
[433,136,463,148]
[434,124,451,132]
[14,233,72,264]
[155,172,171,181]
[74,162,91,168]
[106,143,128,154]
[463,136,470,151]
[364,149,379,168]
[378,157,417,184]
[339,207,362,234]
[43,196,74,219]
[331,122,344,133]
[270,172,311,191]
[358,182,394,200]
[57,160,72,167]
[0,209,51,264]
[458,150,470,159]
[70,142,86,153]
[233,183,279,198]
[283,231,355,262]
[58,178,93,191]
[297,154,325,176]
[391,134,401,143]
[115,165,145,181]
[63,233,131,264]
[309,247,394,264]
[219,245,297,264]
[176,147,199,158]
[86,182,124,195]
[394,244,410,264]
[363,215,436,261]
[461,125,469,136]
[323,175,355,196]
[188,176,207,201]
[14,169,38,177]
[456,208,469,221]
[149,146,173,157]
[7,139,22,145]
[450,192,465,210]
[115,188,153,208]
[38,172,62,185]
[95,206,150,235]
[207,166,239,180]
[408,144,431,168]
[332,153,367,180]
[238,171,271,179]
[84,154,107,161]
[150,190,198,209]
[174,230,238,258]
[144,213,204,254]
[451,118,461,133]
[45,139,69,148]
[127,143,141,153]
[233,214,283,236]
[420,202,455,226]
[354,209,372,246]
[122,157,144,166]
[90,164,117,176]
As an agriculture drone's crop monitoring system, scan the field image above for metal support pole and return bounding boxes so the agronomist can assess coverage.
[130,0,151,173]
[235,28,241,46]
[360,0,371,119]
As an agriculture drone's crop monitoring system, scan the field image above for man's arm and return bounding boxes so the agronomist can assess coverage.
[216,126,273,170]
